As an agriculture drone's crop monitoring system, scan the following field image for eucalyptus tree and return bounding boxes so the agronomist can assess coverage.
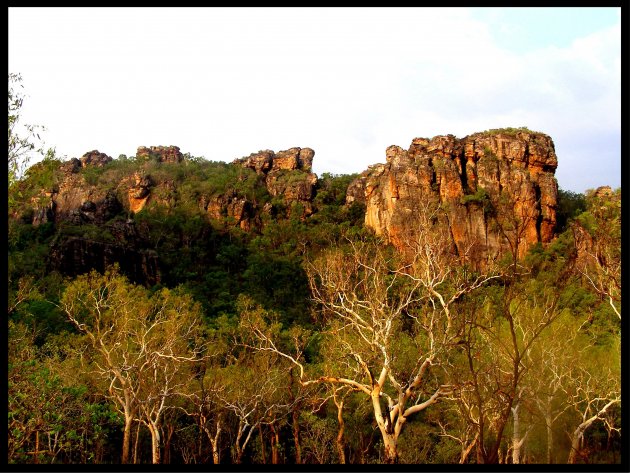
[573,187,621,321]
[450,277,566,464]
[60,266,208,464]
[8,73,48,187]
[241,203,498,463]
[565,335,621,464]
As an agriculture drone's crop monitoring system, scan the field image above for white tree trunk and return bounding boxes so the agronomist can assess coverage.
[148,422,161,464]
[568,399,619,464]
[545,412,553,464]
[122,413,133,464]
[511,402,523,464]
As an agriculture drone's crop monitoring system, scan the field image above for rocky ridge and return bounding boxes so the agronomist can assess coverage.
[19,145,318,283]
[15,130,560,282]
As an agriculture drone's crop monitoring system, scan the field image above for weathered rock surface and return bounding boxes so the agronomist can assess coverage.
[136,145,183,164]
[80,150,113,167]
[346,131,559,268]
[233,147,317,218]
[200,191,258,232]
[126,172,154,213]
[24,150,120,226]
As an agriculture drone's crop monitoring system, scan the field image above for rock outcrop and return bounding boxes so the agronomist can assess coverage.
[18,145,319,286]
[26,150,119,225]
[136,145,184,164]
[127,172,154,213]
[80,150,113,168]
[233,147,317,218]
[346,130,559,268]
[200,191,258,232]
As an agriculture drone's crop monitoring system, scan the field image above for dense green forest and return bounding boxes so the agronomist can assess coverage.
[7,73,622,465]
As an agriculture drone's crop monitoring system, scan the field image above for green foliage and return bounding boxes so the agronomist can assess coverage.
[276,168,310,185]
[57,222,116,242]
[460,186,488,205]
[243,252,312,327]
[6,111,622,463]
[8,221,57,287]
[8,320,119,463]
[556,188,587,233]
[580,187,621,234]
[11,149,63,210]
[460,186,493,215]
[481,146,498,161]
[8,73,48,187]
[312,173,362,223]
[478,126,540,136]
[79,164,106,186]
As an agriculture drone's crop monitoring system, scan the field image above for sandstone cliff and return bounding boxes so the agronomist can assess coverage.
[346,130,558,268]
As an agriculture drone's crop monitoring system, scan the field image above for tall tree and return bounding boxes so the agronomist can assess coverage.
[8,73,47,187]
[60,267,208,463]
[565,335,620,464]
[450,278,563,464]
[573,187,621,320]
[242,203,498,463]
[525,309,585,463]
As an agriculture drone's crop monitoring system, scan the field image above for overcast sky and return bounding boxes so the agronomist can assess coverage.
[8,7,621,192]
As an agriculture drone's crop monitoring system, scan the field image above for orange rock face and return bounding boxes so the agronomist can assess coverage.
[127,172,153,213]
[347,131,559,268]
[233,147,317,219]
[136,146,183,164]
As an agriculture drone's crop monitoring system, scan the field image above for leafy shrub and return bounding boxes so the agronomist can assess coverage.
[461,187,494,215]
[461,187,489,205]
[556,188,587,233]
[80,165,105,186]
[479,126,540,136]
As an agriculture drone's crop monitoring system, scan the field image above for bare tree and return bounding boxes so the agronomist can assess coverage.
[241,204,498,463]
[565,339,621,464]
[216,308,296,465]
[60,267,208,464]
[134,289,208,464]
[331,385,352,464]
[452,280,562,464]
[524,310,587,463]
[182,369,227,465]
[573,188,621,320]
[218,362,291,464]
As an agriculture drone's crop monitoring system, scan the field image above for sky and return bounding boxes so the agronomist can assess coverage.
[8,7,622,193]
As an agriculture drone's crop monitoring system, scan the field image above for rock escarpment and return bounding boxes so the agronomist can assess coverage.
[33,150,118,226]
[15,131,561,284]
[193,146,317,230]
[18,145,318,284]
[49,236,160,286]
[21,148,178,284]
[346,130,558,268]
